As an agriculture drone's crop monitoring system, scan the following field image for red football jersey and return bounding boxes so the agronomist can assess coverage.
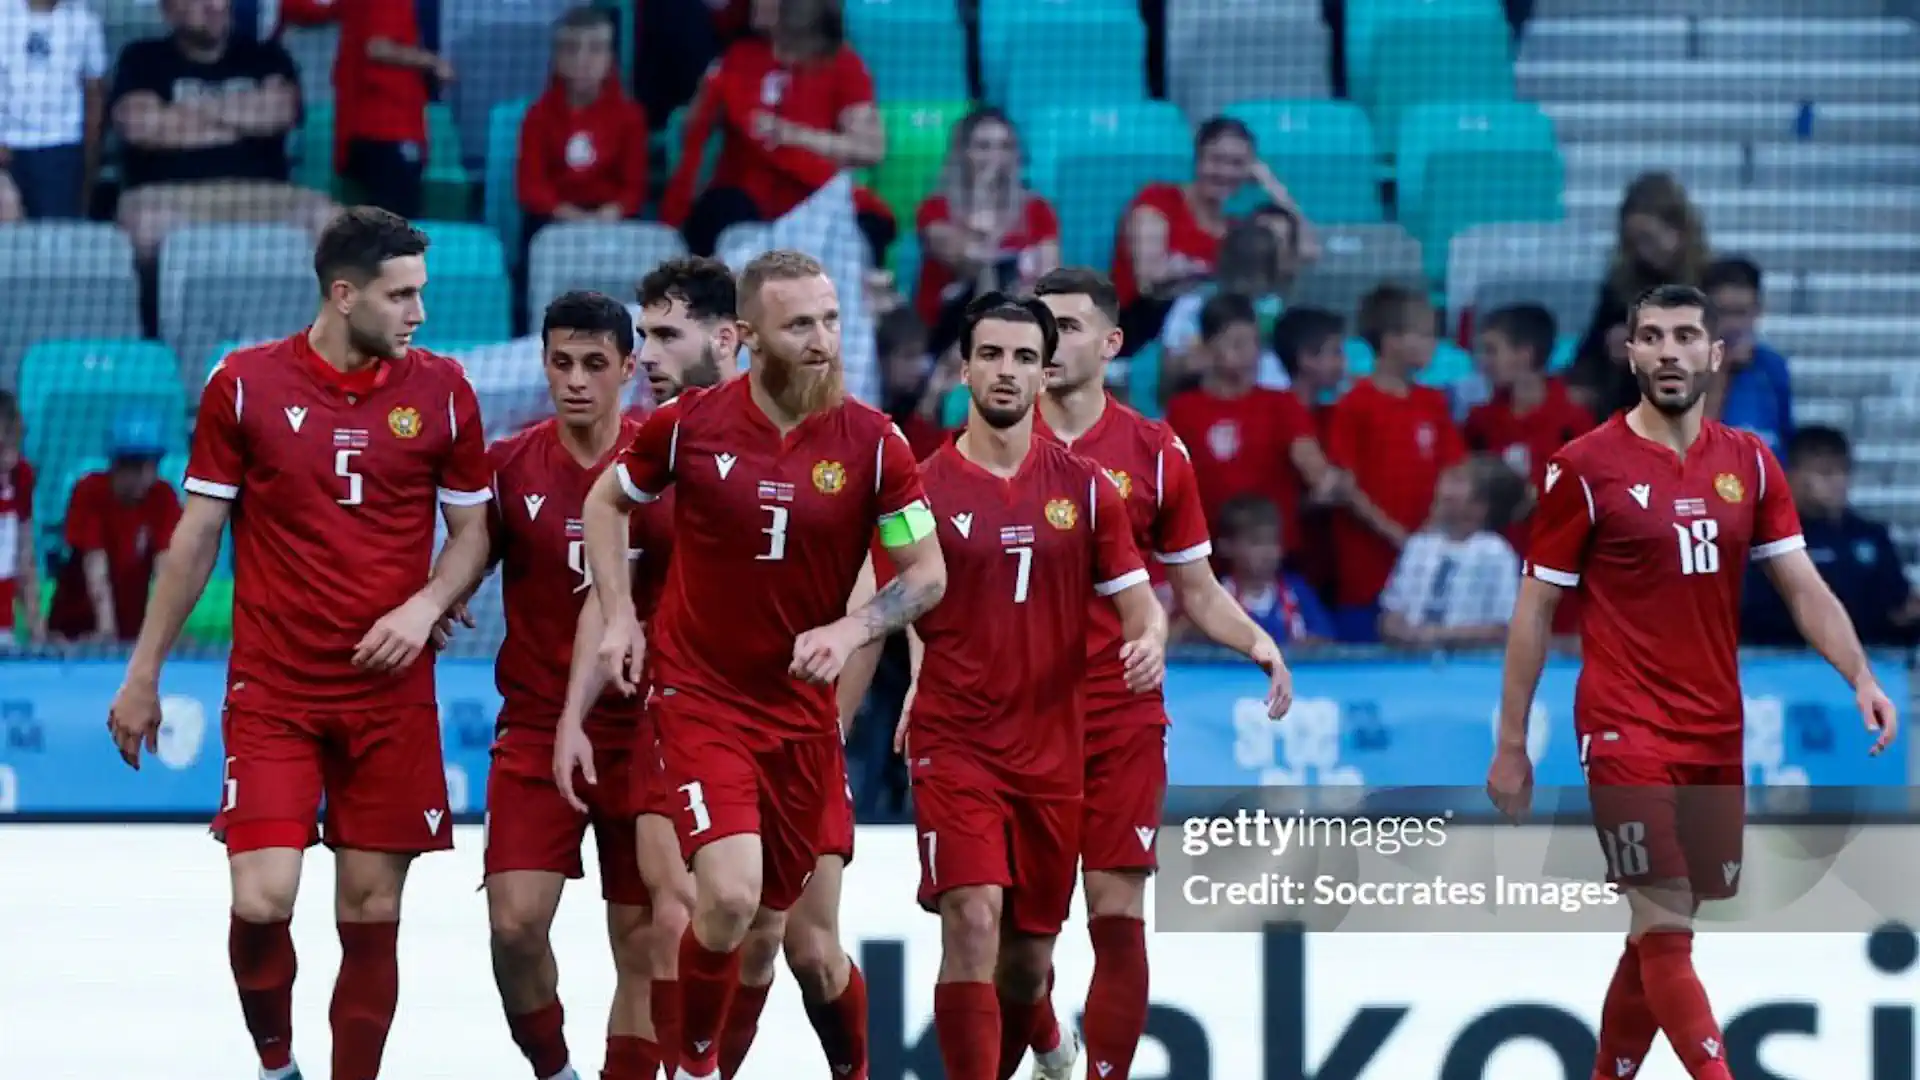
[1324,378,1466,608]
[913,193,1061,328]
[488,418,653,739]
[47,472,183,640]
[184,332,492,706]
[1163,386,1316,550]
[614,378,926,743]
[1465,378,1595,498]
[902,438,1147,795]
[1525,416,1804,763]
[1038,395,1211,726]
[0,458,32,631]
[1111,182,1220,308]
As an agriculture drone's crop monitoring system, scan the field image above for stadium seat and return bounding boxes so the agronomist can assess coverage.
[1023,103,1194,270]
[183,574,235,645]
[1396,102,1564,282]
[889,231,921,299]
[1001,7,1150,117]
[1346,0,1505,100]
[423,105,476,220]
[1223,100,1384,224]
[97,0,167,68]
[291,101,337,196]
[979,0,1140,105]
[1343,336,1477,389]
[0,224,142,390]
[1168,8,1331,122]
[1284,224,1425,320]
[449,13,555,173]
[157,225,316,393]
[527,222,687,319]
[869,101,970,227]
[715,223,773,274]
[414,222,513,346]
[19,341,189,512]
[281,22,340,109]
[844,0,970,103]
[484,98,534,267]
[1360,9,1516,152]
[1446,221,1604,339]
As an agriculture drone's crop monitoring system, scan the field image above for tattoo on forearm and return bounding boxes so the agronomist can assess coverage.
[857,575,942,643]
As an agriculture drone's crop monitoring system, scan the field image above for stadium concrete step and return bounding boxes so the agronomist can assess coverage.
[1711,232,1920,276]
[1793,396,1855,432]
[1544,102,1920,146]
[1699,18,1920,61]
[1517,60,1920,105]
[1519,18,1691,63]
[1855,399,1920,444]
[1849,483,1920,528]
[1764,316,1920,360]
[1560,142,1747,192]
[1562,188,1920,236]
[1852,443,1920,486]
[1789,358,1920,402]
[1802,274,1920,317]
[1752,144,1920,187]
[1535,0,1884,19]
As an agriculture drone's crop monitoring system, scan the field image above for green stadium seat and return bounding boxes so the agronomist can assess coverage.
[1346,0,1504,103]
[1360,9,1515,150]
[1223,100,1384,225]
[845,0,970,103]
[1397,102,1564,282]
[183,574,235,645]
[423,105,475,220]
[870,101,969,227]
[485,99,533,266]
[1023,103,1193,270]
[292,101,336,196]
[1125,340,1167,420]
[1000,7,1149,118]
[20,341,189,541]
[980,0,1138,105]
[414,222,512,345]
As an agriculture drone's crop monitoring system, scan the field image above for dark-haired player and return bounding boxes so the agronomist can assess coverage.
[108,206,495,1080]
[482,290,664,1080]
[1489,284,1898,1080]
[1028,268,1292,1080]
[581,250,946,1080]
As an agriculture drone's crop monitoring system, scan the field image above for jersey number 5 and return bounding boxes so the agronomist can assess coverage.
[335,448,364,507]
[1673,519,1720,576]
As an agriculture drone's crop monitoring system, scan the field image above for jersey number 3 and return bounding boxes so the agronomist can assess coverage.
[758,505,789,561]
[1673,519,1720,576]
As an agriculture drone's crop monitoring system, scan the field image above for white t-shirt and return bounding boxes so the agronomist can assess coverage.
[0,0,106,149]
[1381,529,1520,629]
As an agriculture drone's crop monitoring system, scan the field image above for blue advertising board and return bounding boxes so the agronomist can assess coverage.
[0,654,1907,816]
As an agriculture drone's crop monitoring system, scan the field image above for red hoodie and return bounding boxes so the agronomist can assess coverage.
[517,75,650,219]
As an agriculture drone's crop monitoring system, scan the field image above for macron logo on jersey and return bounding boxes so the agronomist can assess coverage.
[951,512,973,538]
[1544,463,1561,492]
[1628,484,1651,509]
[524,494,546,520]
[284,406,307,432]
[716,453,737,479]
[1135,826,1155,850]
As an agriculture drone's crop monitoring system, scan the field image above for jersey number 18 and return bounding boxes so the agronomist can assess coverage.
[1673,519,1720,576]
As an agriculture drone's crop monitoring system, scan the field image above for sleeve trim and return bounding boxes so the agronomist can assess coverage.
[1155,540,1213,565]
[1752,535,1806,561]
[438,487,492,507]
[1528,564,1579,587]
[184,477,238,501]
[615,463,660,504]
[1095,567,1150,597]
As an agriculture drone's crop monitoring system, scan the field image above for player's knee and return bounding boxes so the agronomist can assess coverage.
[697,876,761,940]
[229,853,300,922]
[609,921,653,985]
[489,902,555,959]
[995,951,1050,1000]
[1083,870,1147,919]
[939,890,1001,967]
[782,926,841,999]
[738,921,784,983]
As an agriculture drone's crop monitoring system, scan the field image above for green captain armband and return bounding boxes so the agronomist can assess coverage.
[877,499,936,548]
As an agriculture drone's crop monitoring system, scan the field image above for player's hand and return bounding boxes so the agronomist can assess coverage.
[1251,638,1293,719]
[597,609,646,696]
[1486,741,1534,821]
[1119,634,1166,693]
[791,617,865,685]
[354,594,440,672]
[553,723,597,815]
[106,677,162,771]
[1857,679,1900,756]
[891,710,910,756]
[430,601,476,652]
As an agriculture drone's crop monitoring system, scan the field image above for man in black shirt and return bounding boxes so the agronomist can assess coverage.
[110,0,335,262]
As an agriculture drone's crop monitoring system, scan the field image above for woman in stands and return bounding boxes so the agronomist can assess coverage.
[1111,115,1317,354]
[661,0,896,266]
[1569,170,1712,415]
[913,107,1060,355]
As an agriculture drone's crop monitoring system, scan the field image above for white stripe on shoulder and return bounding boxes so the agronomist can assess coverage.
[1580,476,1595,523]
[667,418,680,474]
[234,377,244,422]
[1755,446,1766,501]
[1154,448,1165,508]
[447,392,457,438]
[1088,473,1098,530]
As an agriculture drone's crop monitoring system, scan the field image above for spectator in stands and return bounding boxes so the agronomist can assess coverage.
[1743,426,1919,648]
[0,391,43,647]
[516,6,650,254]
[1158,219,1288,400]
[662,0,892,265]
[1569,171,1710,416]
[331,0,452,219]
[47,409,181,643]
[1111,115,1317,352]
[1325,283,1465,642]
[0,0,108,220]
[1273,305,1346,412]
[110,0,335,263]
[1250,202,1308,297]
[1702,255,1794,454]
[913,107,1060,354]
[1164,293,1340,560]
[1464,303,1594,515]
[1378,457,1523,649]
[875,306,949,461]
[1179,493,1334,646]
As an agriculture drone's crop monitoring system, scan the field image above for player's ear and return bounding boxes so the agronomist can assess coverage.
[1706,336,1725,373]
[1103,326,1124,361]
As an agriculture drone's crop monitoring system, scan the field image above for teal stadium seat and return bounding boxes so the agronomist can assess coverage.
[1224,100,1384,224]
[1342,336,1476,389]
[485,99,533,267]
[1345,0,1504,108]
[413,222,513,347]
[1359,6,1515,152]
[1397,102,1564,282]
[1023,103,1193,270]
[158,224,316,393]
[0,223,141,387]
[19,341,189,521]
[844,0,970,103]
[979,0,1140,107]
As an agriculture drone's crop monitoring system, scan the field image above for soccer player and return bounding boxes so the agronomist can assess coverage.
[1028,268,1293,1080]
[1488,284,1899,1080]
[895,291,1165,1080]
[580,249,946,1080]
[106,207,495,1080]
[483,290,667,1080]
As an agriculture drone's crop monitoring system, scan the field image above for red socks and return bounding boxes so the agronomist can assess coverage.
[995,993,1044,1080]
[506,1000,572,1079]
[229,915,298,1071]
[330,920,401,1080]
[678,930,741,1076]
[603,1034,663,1080]
[1029,968,1062,1055]
[1636,931,1734,1080]
[651,979,682,1075]
[719,981,772,1078]
[934,982,1002,1080]
[1082,916,1149,1080]
[1593,939,1658,1080]
[802,962,870,1079]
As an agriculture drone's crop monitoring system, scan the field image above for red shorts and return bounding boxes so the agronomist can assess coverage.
[483,731,648,906]
[1584,747,1746,900]
[655,694,840,912]
[629,724,678,819]
[1080,721,1167,874]
[911,757,1081,937]
[212,703,452,855]
[817,741,856,864]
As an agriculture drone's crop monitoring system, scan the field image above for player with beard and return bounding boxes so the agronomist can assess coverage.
[1490,284,1897,1080]
[1024,268,1291,1080]
[580,249,947,1080]
[887,292,1164,1080]
[108,207,495,1080]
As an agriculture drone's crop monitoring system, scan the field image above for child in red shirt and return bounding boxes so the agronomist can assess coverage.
[516,8,650,243]
[332,0,452,218]
[1270,306,1349,596]
[48,410,181,643]
[0,392,43,648]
